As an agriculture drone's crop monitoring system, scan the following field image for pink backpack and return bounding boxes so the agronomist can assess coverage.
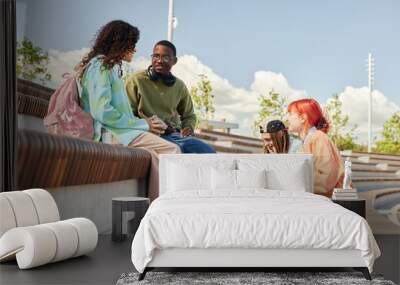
[44,74,94,140]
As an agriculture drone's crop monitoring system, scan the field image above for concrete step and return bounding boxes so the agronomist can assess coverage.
[341,151,400,164]
[352,177,400,190]
[350,163,400,173]
[197,129,263,148]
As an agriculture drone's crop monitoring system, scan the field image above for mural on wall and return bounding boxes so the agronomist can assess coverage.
[16,0,400,235]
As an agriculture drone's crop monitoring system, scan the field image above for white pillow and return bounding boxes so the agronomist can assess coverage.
[167,160,235,192]
[266,167,306,192]
[211,169,267,191]
[211,168,236,190]
[237,169,267,189]
[238,157,308,192]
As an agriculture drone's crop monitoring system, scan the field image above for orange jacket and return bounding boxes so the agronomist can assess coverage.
[301,130,344,197]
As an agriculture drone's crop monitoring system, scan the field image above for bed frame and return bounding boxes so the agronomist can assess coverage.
[139,249,371,280]
[138,154,372,281]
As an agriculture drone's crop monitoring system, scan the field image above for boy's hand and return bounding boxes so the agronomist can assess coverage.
[146,118,165,135]
[181,127,192,137]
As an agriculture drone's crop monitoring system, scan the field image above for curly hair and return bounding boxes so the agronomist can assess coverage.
[78,20,140,76]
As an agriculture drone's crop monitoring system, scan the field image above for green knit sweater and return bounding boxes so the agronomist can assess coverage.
[125,70,196,131]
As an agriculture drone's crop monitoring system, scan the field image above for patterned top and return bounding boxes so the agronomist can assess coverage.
[81,56,149,146]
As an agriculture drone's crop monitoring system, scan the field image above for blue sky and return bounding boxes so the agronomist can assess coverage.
[17,0,400,140]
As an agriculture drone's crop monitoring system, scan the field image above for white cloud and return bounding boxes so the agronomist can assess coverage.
[47,48,90,88]
[128,56,150,72]
[335,87,400,143]
[46,49,399,143]
[251,71,307,102]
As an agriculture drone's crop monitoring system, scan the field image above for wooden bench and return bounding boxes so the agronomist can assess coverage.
[17,129,151,189]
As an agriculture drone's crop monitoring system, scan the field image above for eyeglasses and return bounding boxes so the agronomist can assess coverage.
[151,54,173,64]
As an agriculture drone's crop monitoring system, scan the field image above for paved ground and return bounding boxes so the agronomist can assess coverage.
[0,235,133,285]
[1,235,398,285]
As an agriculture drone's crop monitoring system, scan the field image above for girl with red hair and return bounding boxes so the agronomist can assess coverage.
[287,99,343,197]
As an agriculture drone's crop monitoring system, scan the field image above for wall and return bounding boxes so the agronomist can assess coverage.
[47,179,146,234]
[374,234,400,284]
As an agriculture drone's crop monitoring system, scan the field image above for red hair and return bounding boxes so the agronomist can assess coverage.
[287,99,330,133]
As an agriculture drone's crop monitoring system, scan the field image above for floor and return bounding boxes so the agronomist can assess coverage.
[0,235,134,285]
[1,235,398,285]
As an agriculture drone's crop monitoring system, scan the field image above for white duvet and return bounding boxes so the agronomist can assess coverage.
[131,190,380,273]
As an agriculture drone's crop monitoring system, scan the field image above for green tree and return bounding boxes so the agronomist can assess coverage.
[190,74,215,126]
[16,37,51,85]
[374,112,400,154]
[253,89,287,134]
[324,93,363,151]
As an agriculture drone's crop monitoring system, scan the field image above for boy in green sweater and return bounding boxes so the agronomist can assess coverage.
[125,40,215,153]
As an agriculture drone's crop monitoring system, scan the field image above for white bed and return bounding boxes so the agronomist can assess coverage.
[131,154,380,280]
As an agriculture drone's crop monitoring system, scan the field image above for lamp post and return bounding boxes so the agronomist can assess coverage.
[167,0,177,42]
[367,53,375,153]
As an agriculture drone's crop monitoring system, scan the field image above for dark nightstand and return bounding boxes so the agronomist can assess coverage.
[332,198,366,218]
[112,197,149,242]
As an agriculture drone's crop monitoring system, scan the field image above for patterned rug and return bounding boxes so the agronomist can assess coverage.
[116,271,396,285]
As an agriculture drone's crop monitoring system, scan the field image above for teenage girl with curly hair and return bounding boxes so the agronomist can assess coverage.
[79,20,180,201]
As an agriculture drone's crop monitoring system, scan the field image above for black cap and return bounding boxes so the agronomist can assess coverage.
[266,120,286,133]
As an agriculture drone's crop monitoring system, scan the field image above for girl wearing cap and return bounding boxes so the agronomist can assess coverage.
[287,99,343,197]
[260,120,302,154]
